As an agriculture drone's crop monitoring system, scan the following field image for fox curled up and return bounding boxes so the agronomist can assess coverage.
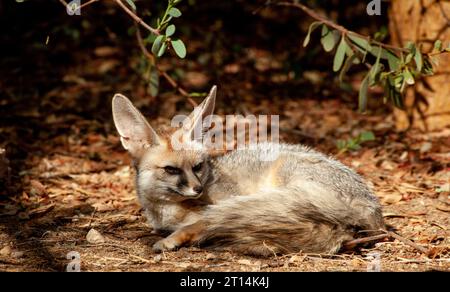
[111,86,384,256]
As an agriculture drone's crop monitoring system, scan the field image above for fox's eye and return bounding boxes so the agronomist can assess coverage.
[192,162,203,172]
[164,166,182,175]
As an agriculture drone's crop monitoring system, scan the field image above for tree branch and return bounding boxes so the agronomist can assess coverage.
[79,0,100,10]
[58,0,159,35]
[113,0,160,36]
[58,0,100,12]
[276,1,408,53]
[136,28,197,107]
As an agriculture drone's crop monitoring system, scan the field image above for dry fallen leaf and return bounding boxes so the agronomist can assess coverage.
[28,203,55,217]
[380,193,403,205]
[0,246,12,257]
[237,259,252,266]
[29,180,46,196]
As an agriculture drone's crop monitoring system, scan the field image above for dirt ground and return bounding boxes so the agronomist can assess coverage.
[0,94,449,271]
[0,1,449,272]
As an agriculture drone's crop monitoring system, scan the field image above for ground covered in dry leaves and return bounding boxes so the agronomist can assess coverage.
[0,1,449,272]
[1,95,448,271]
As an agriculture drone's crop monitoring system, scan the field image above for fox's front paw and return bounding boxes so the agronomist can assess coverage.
[152,237,179,252]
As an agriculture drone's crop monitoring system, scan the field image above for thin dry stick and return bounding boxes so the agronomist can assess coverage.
[387,230,430,255]
[87,207,97,229]
[79,0,100,9]
[342,229,430,255]
[58,0,159,37]
[113,0,160,35]
[135,28,198,107]
[128,253,151,263]
[342,233,389,250]
[58,0,99,11]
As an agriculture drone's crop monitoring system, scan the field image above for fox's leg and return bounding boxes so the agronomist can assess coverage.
[152,221,205,252]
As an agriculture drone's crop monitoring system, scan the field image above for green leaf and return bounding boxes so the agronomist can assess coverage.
[339,53,356,82]
[387,53,400,71]
[333,36,348,72]
[168,7,182,17]
[149,66,159,97]
[157,41,167,57]
[405,53,413,64]
[414,50,423,72]
[171,39,186,58]
[303,21,321,47]
[387,76,404,109]
[166,24,176,37]
[125,0,136,11]
[434,40,443,51]
[320,25,338,52]
[359,75,369,112]
[151,35,165,55]
[369,46,383,85]
[348,34,372,54]
[394,75,404,90]
[404,70,415,85]
[336,140,346,150]
[406,42,415,52]
[359,131,375,142]
[368,46,393,60]
[423,57,434,75]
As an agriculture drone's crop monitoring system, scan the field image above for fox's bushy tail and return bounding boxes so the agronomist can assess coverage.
[198,187,384,256]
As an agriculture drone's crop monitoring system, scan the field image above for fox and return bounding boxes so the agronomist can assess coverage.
[111,85,384,256]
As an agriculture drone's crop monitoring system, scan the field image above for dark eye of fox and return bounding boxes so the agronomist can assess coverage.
[164,166,182,175]
[192,162,203,172]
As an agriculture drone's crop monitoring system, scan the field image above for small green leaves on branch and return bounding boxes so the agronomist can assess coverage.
[168,7,182,18]
[278,1,448,113]
[303,21,321,47]
[171,39,187,58]
[333,36,348,72]
[303,21,446,112]
[321,25,338,52]
[166,24,176,37]
[148,0,186,59]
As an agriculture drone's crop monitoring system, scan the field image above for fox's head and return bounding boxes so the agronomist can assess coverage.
[112,86,217,203]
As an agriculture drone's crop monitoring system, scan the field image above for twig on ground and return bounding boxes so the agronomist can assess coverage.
[87,207,97,229]
[393,257,450,264]
[262,241,279,258]
[386,230,430,255]
[128,254,151,263]
[342,233,389,250]
[341,229,430,256]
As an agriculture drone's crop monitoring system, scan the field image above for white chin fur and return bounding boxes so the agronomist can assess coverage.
[183,189,202,198]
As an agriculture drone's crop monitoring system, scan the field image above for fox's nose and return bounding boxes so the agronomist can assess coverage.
[193,186,203,194]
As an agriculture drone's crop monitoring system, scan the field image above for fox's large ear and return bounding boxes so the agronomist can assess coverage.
[112,94,160,157]
[182,85,217,141]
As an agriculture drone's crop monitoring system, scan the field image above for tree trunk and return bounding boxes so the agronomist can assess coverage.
[389,0,450,131]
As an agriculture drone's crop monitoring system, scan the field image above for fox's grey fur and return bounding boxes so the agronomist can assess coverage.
[112,86,384,256]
